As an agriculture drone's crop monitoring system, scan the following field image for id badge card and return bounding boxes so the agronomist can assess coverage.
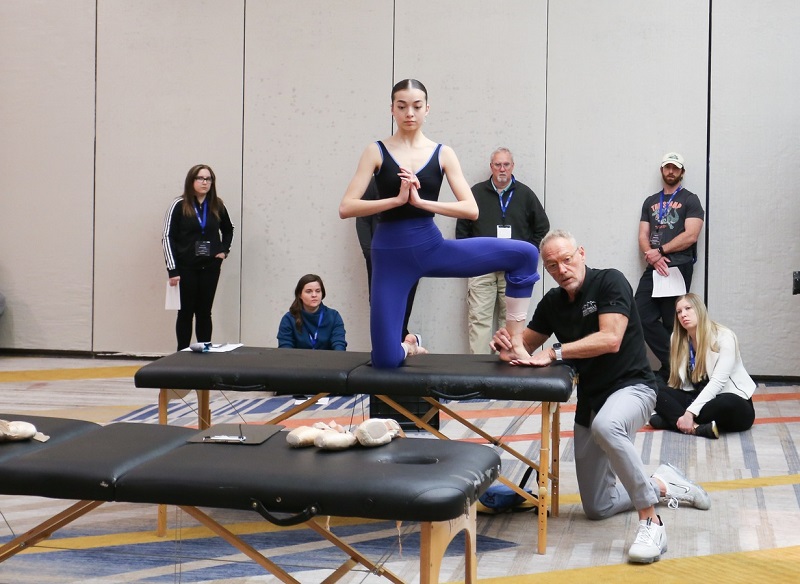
[195,240,211,257]
[648,232,661,248]
[497,225,512,239]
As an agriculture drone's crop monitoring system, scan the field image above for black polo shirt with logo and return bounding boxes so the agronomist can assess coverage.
[529,267,657,427]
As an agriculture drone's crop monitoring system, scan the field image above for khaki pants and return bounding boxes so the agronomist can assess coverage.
[466,271,506,354]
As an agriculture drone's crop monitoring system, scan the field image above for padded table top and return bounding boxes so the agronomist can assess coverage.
[134,346,575,403]
[0,413,101,463]
[117,429,501,522]
[1,420,196,501]
[349,354,575,403]
[134,346,371,394]
[1,419,501,523]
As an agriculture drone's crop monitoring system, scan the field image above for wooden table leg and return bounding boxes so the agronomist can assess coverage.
[157,389,168,536]
[537,401,551,555]
[419,505,476,584]
[552,402,561,517]
[158,388,169,426]
[196,389,211,429]
[380,395,560,555]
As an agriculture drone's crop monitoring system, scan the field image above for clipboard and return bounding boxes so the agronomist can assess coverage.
[189,423,283,445]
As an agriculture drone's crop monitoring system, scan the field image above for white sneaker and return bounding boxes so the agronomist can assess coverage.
[628,516,667,563]
[652,462,711,510]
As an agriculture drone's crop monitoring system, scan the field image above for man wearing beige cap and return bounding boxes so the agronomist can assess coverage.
[635,152,705,380]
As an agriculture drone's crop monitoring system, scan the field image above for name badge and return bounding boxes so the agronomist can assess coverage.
[195,241,211,257]
[649,232,661,248]
[497,225,512,239]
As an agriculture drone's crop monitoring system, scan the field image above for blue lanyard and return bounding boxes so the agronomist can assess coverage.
[193,200,208,234]
[688,340,695,372]
[308,308,325,349]
[496,177,515,224]
[657,186,681,225]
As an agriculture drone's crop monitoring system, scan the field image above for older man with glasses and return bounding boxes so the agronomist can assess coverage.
[455,147,549,354]
[492,229,710,565]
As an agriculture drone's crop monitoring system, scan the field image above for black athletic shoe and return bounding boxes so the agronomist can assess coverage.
[694,421,719,439]
[649,414,668,429]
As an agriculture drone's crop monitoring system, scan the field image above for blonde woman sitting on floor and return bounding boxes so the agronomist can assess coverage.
[650,293,756,439]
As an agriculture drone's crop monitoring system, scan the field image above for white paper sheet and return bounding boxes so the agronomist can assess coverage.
[207,343,244,352]
[165,281,181,310]
[180,343,244,352]
[652,266,687,298]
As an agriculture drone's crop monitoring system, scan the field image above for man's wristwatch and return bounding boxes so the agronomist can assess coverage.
[552,343,563,361]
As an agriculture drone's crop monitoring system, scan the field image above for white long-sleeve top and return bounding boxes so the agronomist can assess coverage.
[676,327,757,417]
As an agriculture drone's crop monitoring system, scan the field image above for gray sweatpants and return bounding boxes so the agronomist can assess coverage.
[574,383,661,519]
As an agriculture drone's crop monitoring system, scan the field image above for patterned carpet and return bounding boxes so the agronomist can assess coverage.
[1,357,799,583]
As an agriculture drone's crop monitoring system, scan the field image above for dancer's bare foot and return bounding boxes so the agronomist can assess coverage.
[497,347,518,362]
[402,333,428,357]
[508,337,531,361]
[493,329,520,362]
[492,327,529,362]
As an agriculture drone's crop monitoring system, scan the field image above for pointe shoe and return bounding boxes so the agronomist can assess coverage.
[355,418,404,447]
[286,425,324,447]
[0,420,38,442]
[286,420,347,447]
[314,430,357,450]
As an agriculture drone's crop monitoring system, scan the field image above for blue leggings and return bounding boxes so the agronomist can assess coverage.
[370,217,540,368]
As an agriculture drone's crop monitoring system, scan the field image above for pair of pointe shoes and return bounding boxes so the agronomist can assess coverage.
[286,418,405,450]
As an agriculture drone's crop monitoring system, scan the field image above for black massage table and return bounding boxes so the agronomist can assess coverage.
[134,346,576,554]
[0,413,500,583]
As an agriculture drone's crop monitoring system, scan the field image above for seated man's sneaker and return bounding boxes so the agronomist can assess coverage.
[652,462,711,510]
[628,516,667,563]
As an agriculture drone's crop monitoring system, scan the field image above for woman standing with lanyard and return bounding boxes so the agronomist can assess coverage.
[162,164,234,350]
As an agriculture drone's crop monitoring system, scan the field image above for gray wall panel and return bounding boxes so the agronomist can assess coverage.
[546,0,710,365]
[0,1,797,377]
[392,0,548,355]
[240,0,393,351]
[93,0,244,354]
[709,0,800,375]
[0,0,96,350]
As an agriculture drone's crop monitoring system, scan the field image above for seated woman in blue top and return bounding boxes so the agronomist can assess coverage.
[650,293,756,439]
[277,274,347,351]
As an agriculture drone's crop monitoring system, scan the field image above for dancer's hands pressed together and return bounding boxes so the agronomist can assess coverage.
[397,167,421,207]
